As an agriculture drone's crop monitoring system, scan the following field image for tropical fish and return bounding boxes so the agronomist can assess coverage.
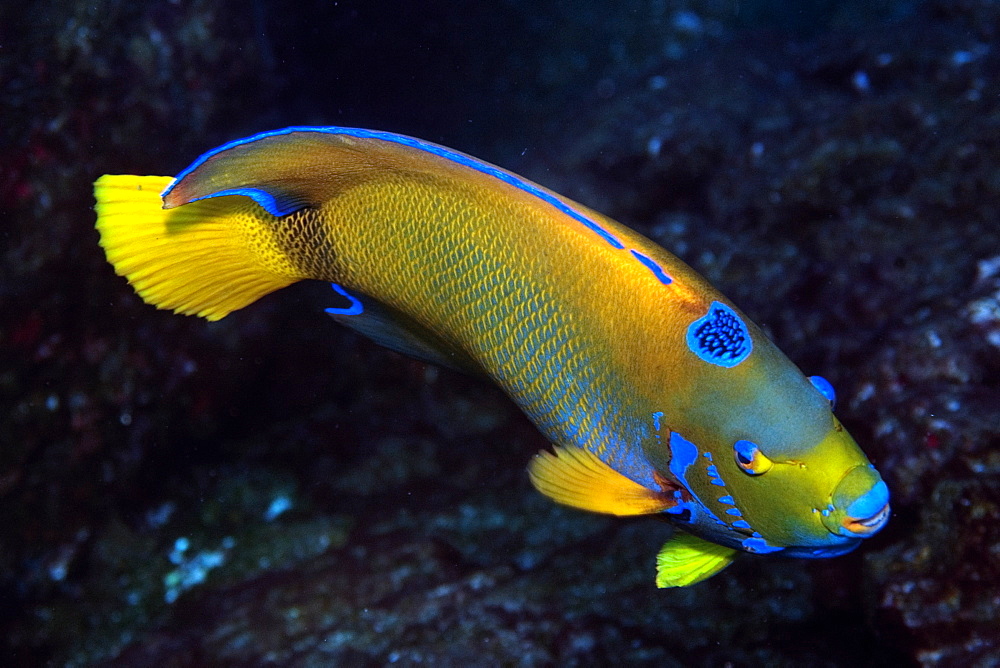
[94,127,890,587]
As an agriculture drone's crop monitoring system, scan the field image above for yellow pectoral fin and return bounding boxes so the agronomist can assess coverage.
[528,445,676,516]
[94,175,304,321]
[655,531,737,588]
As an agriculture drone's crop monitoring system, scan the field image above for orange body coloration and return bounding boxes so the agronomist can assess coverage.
[95,127,889,586]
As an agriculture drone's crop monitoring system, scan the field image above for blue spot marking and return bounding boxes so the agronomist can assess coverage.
[703,452,713,461]
[324,283,364,316]
[741,536,784,554]
[165,126,626,249]
[718,495,734,505]
[809,375,837,407]
[668,432,699,487]
[731,520,752,530]
[629,250,672,285]
[705,460,727,488]
[667,432,705,524]
[652,411,663,432]
[846,480,889,519]
[725,508,743,517]
[686,301,752,368]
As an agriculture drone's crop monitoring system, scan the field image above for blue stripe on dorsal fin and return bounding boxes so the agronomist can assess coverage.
[161,126,626,249]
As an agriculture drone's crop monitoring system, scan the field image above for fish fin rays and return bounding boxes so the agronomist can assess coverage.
[655,531,737,588]
[94,174,303,321]
[528,445,676,516]
[325,285,483,375]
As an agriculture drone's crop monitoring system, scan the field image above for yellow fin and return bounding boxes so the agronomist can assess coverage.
[527,445,675,516]
[94,174,304,321]
[655,531,737,588]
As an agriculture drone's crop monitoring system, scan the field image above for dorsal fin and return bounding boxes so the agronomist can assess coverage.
[160,126,512,216]
[162,128,403,214]
[527,445,678,516]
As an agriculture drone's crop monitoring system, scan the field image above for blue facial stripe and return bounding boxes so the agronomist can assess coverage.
[324,283,364,315]
[846,480,889,519]
[629,250,673,285]
[700,452,757,534]
[705,463,727,488]
[164,126,627,249]
[809,375,837,406]
[686,301,752,368]
[666,432,733,529]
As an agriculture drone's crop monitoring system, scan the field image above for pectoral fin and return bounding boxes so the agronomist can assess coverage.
[325,284,484,375]
[655,531,737,588]
[528,445,677,516]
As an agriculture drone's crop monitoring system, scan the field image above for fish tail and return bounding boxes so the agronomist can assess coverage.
[94,174,305,321]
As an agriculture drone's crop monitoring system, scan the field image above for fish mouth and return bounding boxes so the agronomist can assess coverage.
[843,502,890,536]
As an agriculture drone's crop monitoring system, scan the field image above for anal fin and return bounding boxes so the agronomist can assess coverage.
[655,531,737,588]
[528,445,677,516]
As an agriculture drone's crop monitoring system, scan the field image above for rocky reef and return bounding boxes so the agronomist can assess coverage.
[2,0,997,665]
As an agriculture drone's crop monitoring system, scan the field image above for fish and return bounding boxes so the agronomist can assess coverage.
[93,126,890,587]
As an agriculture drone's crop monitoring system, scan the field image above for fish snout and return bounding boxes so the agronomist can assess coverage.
[822,465,890,538]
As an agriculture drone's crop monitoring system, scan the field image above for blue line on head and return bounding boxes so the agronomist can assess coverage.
[629,250,673,285]
[165,126,627,249]
[324,283,364,316]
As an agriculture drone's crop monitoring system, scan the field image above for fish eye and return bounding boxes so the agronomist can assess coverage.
[734,439,772,475]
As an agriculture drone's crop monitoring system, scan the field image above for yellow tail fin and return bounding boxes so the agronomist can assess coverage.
[94,175,304,321]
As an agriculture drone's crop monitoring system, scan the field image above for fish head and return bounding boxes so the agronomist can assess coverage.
[718,419,889,557]
[661,370,890,557]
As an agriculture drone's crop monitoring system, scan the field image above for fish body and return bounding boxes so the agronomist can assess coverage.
[94,127,889,587]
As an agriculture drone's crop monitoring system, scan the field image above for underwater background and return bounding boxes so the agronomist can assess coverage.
[2,0,999,665]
